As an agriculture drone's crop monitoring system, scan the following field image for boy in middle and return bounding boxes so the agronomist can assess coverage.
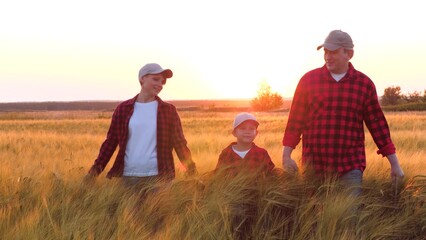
[215,112,275,176]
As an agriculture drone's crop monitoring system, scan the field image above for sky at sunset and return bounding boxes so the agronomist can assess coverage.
[1,0,425,102]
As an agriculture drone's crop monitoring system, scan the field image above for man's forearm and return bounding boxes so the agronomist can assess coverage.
[282,146,294,160]
[386,153,399,166]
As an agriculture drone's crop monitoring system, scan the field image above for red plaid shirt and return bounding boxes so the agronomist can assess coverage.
[89,95,195,180]
[283,63,396,175]
[215,143,275,176]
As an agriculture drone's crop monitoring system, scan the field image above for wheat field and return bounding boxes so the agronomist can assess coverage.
[0,111,425,239]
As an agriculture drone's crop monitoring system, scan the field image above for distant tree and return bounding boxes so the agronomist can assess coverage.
[403,91,423,103]
[251,81,284,111]
[381,86,402,106]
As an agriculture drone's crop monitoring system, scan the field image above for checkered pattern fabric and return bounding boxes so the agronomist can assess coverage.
[215,143,275,176]
[283,63,395,175]
[89,95,194,180]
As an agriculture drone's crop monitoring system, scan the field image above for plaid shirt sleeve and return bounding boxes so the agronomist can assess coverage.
[170,106,196,171]
[362,81,396,156]
[282,64,396,175]
[157,100,196,177]
[89,102,126,176]
[282,72,310,148]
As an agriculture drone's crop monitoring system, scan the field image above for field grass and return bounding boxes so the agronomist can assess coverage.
[0,111,425,239]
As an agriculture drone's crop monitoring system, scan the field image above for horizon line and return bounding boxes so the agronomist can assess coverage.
[0,98,294,104]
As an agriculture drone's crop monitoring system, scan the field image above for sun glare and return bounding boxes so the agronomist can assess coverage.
[1,1,425,102]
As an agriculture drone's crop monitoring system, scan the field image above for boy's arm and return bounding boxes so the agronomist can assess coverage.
[263,150,275,172]
[215,149,227,170]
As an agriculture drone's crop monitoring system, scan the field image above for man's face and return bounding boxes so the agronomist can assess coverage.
[323,48,353,74]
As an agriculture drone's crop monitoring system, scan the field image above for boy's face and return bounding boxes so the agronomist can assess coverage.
[232,120,258,144]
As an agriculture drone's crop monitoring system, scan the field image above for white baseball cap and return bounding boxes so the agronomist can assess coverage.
[233,112,259,130]
[138,63,173,80]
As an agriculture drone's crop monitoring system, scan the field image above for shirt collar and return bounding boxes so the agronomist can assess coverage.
[126,94,165,106]
[322,62,355,80]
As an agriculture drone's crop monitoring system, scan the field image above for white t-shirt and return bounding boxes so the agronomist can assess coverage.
[123,101,159,177]
[232,146,250,158]
[331,72,347,82]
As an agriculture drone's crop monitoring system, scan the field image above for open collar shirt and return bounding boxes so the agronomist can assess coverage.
[215,142,275,176]
[283,63,396,175]
[89,95,194,180]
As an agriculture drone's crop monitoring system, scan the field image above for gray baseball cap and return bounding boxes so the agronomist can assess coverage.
[317,30,354,51]
[138,63,173,80]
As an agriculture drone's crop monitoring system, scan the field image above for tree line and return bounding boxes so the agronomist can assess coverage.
[380,86,426,106]
[251,83,426,111]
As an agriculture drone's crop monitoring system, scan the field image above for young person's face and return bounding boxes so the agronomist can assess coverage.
[232,121,258,144]
[140,73,166,97]
[323,48,353,74]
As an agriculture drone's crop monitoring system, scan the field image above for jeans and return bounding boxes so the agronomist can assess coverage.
[122,175,161,188]
[339,169,363,197]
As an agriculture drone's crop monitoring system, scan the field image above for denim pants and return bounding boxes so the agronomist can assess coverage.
[303,167,363,197]
[339,169,363,197]
[121,175,161,188]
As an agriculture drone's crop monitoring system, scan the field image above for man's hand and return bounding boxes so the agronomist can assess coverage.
[387,154,404,175]
[390,165,404,180]
[283,158,299,174]
[387,153,404,187]
[282,146,299,174]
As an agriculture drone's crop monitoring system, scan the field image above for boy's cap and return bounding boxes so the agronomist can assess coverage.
[233,112,259,130]
[317,30,354,51]
[138,63,173,80]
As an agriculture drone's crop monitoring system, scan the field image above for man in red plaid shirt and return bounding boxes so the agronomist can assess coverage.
[216,112,275,176]
[86,63,196,184]
[282,30,404,193]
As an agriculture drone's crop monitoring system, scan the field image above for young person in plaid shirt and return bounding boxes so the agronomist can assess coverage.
[282,30,404,194]
[215,112,275,239]
[215,112,275,176]
[86,63,197,186]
